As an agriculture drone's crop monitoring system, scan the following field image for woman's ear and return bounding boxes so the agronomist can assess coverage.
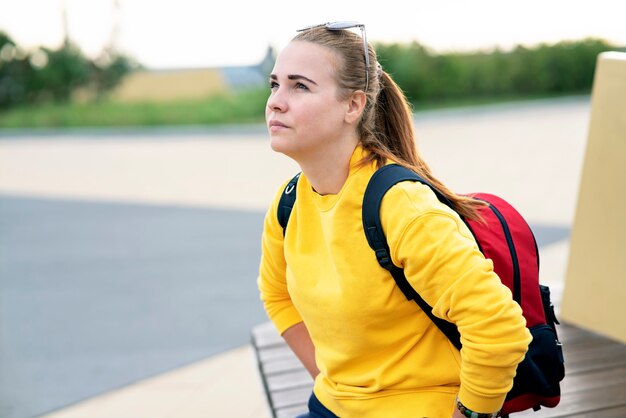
[344,90,367,125]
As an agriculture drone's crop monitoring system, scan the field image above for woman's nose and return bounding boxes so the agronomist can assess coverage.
[267,89,287,113]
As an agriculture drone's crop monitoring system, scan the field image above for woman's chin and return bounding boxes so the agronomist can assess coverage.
[270,139,304,163]
[269,136,291,154]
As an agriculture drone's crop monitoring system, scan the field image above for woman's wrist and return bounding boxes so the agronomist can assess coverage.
[452,408,465,418]
[455,397,501,418]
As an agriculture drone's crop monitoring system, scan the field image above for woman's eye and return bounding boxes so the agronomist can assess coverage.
[295,82,309,91]
[269,81,279,89]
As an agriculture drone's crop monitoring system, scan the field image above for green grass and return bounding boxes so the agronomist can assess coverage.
[0,88,269,129]
[0,89,588,129]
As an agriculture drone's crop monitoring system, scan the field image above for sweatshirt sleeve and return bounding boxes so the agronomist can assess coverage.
[257,182,304,335]
[382,183,532,413]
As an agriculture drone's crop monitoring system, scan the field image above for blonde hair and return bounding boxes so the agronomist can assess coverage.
[293,27,484,221]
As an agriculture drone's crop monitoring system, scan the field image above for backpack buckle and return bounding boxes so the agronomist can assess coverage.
[374,249,393,270]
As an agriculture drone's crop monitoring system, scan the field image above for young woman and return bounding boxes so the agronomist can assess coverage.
[258,22,531,418]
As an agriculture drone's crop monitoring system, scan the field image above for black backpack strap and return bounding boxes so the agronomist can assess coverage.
[362,164,462,350]
[277,173,301,236]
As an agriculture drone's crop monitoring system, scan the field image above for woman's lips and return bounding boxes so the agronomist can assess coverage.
[269,120,289,132]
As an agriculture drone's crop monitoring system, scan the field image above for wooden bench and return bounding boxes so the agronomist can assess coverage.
[251,322,312,418]
[251,321,626,418]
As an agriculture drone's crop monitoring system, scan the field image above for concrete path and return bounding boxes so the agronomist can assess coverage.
[0,96,590,417]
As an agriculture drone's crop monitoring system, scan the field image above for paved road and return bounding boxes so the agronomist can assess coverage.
[0,96,588,417]
[0,198,268,418]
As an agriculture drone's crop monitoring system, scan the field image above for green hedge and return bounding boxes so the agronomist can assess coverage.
[376,38,616,104]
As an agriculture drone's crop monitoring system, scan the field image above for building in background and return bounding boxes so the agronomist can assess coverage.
[109,46,274,103]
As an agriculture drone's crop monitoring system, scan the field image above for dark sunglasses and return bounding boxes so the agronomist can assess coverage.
[297,21,370,91]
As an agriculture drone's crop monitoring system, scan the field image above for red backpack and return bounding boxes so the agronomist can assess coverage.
[278,164,565,416]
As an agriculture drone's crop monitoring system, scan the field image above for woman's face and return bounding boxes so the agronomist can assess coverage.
[266,41,351,160]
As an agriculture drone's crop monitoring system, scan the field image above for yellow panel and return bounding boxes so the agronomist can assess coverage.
[110,68,228,103]
[561,52,626,343]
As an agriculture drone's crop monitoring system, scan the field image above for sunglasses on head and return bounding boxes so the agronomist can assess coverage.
[297,21,370,91]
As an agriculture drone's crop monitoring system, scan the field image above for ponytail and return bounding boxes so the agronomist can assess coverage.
[360,71,485,222]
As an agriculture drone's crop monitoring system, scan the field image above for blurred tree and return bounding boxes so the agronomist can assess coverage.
[0,31,28,108]
[377,41,433,102]
[0,29,136,108]
[90,49,138,99]
[32,43,90,101]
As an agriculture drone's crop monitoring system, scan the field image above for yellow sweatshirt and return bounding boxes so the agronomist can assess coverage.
[258,146,531,417]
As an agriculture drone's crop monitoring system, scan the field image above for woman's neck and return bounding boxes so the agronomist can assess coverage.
[298,140,359,196]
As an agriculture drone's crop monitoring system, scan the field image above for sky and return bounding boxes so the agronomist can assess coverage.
[1,0,625,70]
